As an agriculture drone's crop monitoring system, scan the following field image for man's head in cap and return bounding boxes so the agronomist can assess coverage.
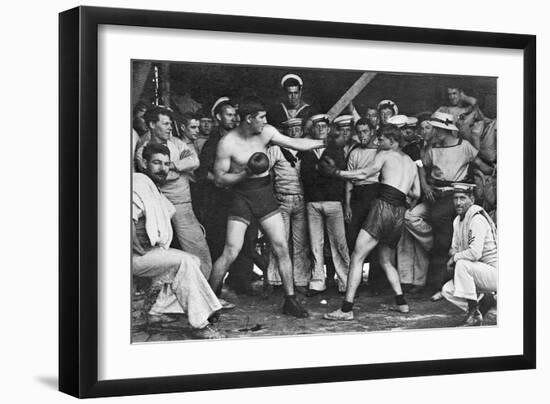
[453,183,476,218]
[333,115,354,146]
[212,97,237,132]
[354,118,374,148]
[428,111,459,142]
[377,99,399,125]
[310,114,330,140]
[282,118,303,138]
[281,73,304,109]
[403,117,418,141]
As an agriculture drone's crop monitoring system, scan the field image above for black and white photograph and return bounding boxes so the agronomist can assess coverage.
[130,60,498,342]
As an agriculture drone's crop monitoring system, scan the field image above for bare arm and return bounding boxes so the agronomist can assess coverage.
[460,91,478,107]
[267,124,325,151]
[344,181,353,223]
[337,152,385,181]
[213,137,249,187]
[473,156,495,175]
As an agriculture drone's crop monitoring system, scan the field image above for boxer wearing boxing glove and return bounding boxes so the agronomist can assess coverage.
[209,97,325,319]
[318,155,341,177]
[247,152,270,175]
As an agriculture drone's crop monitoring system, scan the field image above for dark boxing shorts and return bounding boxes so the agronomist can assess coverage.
[228,176,280,226]
[362,183,407,248]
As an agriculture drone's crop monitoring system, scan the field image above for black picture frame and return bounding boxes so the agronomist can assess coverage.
[59,5,536,399]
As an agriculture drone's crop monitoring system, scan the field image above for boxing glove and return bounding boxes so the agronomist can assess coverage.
[247,152,270,175]
[318,155,339,177]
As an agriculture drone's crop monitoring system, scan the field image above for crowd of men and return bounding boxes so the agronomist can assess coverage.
[131,72,498,339]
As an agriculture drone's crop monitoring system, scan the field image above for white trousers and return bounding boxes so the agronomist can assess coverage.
[442,259,497,312]
[133,247,221,328]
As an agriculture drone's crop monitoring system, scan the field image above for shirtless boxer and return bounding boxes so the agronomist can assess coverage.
[322,125,421,320]
[209,97,325,318]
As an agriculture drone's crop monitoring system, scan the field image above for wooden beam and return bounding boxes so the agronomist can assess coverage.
[326,72,377,121]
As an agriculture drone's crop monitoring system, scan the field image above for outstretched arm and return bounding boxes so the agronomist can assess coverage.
[213,138,250,187]
[267,124,325,151]
[337,152,385,181]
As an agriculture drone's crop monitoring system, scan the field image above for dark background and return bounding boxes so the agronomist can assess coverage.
[133,60,497,119]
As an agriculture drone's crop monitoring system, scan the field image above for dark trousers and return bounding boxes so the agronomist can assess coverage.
[429,193,456,253]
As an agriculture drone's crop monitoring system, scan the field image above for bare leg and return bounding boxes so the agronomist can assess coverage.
[260,212,308,318]
[209,219,248,295]
[324,229,378,321]
[378,245,403,295]
[345,229,379,303]
[260,212,294,295]
[379,245,409,312]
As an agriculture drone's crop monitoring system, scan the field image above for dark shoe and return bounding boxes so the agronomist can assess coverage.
[295,285,309,295]
[305,288,324,297]
[479,293,497,316]
[208,311,220,323]
[408,285,425,295]
[282,297,309,318]
[463,309,483,326]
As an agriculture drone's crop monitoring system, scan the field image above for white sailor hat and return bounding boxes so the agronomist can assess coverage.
[310,114,330,124]
[282,117,303,127]
[211,96,231,118]
[281,73,303,88]
[453,183,476,194]
[386,114,408,128]
[428,111,459,131]
[333,115,354,127]
[377,99,399,115]
[406,117,418,127]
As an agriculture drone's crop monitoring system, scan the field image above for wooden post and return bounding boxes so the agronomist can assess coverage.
[326,72,377,121]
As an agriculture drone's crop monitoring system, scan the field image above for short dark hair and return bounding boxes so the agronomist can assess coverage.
[180,112,200,127]
[355,118,370,128]
[238,97,265,121]
[144,106,172,126]
[378,124,403,145]
[142,142,170,162]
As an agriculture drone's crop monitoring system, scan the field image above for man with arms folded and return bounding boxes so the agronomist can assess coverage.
[132,142,223,339]
[322,125,421,320]
[135,106,212,279]
[441,183,497,326]
[209,97,326,318]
